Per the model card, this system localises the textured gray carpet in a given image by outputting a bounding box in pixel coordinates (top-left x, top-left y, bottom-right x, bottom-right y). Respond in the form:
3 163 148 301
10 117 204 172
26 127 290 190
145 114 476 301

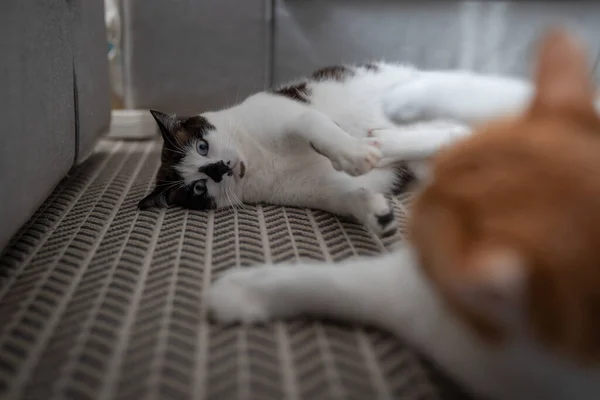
0 139 468 400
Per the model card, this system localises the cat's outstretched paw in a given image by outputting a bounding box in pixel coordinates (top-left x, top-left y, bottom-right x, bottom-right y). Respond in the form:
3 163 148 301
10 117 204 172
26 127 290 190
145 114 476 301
327 139 382 176
207 267 289 325
356 190 398 238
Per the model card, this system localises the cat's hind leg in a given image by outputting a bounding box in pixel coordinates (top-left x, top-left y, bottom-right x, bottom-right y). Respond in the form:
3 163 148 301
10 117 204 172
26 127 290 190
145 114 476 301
320 182 398 238
344 187 397 238
286 109 382 176
383 71 532 126
279 170 398 237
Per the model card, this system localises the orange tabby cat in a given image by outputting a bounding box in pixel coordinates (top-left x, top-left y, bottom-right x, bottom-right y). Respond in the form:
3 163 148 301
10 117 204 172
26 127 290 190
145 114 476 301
208 28 600 399
411 28 600 364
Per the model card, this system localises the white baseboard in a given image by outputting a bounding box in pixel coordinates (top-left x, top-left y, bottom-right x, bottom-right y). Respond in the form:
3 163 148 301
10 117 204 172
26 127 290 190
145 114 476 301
106 109 158 139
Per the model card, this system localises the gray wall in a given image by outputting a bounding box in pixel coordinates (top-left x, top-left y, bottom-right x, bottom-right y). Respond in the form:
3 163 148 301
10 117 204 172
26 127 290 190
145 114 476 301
123 0 269 114
122 0 600 113
274 1 600 83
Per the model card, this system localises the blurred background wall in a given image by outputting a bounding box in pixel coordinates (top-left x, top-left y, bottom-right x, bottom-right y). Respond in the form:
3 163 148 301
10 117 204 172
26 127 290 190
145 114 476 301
109 0 600 115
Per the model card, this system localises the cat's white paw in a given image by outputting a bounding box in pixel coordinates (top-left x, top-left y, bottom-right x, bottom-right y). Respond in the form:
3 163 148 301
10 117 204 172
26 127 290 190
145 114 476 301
328 138 382 176
207 268 273 324
355 190 397 238
207 267 292 324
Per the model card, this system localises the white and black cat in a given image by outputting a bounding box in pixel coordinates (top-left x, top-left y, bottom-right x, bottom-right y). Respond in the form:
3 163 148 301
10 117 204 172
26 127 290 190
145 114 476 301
138 62 530 237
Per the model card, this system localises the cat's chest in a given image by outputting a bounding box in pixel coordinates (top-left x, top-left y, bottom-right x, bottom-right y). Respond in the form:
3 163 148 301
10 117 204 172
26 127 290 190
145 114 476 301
240 148 330 202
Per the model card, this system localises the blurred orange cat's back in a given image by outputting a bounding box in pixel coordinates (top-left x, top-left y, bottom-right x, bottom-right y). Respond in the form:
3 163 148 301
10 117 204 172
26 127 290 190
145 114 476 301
409 28 600 365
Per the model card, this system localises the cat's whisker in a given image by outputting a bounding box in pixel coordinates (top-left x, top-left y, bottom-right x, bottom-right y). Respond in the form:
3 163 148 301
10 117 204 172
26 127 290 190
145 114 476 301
154 179 184 189
222 179 238 211
224 185 235 209
229 182 246 210
234 190 245 210
221 185 231 208
162 147 185 156
225 178 236 202
229 194 238 212
223 187 237 214
227 190 237 210
236 198 247 211
151 179 187 204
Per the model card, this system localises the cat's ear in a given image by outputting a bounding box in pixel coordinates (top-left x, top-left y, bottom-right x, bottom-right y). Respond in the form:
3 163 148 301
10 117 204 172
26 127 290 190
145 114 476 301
150 109 182 144
137 186 170 210
531 27 596 115
452 246 526 326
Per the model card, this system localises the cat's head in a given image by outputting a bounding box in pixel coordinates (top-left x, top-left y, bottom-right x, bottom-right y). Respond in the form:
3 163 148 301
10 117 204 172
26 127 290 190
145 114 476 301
410 28 600 364
138 110 246 210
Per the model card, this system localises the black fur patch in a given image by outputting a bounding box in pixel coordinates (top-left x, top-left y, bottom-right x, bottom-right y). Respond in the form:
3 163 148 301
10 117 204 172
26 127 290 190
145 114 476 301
168 184 217 211
377 211 394 227
199 161 231 183
272 63 379 103
361 63 380 72
311 65 355 82
273 82 311 103
390 162 417 195
180 115 216 138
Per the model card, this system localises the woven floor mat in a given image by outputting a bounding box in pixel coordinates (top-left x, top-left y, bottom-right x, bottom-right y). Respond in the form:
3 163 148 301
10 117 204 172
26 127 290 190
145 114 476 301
0 140 469 400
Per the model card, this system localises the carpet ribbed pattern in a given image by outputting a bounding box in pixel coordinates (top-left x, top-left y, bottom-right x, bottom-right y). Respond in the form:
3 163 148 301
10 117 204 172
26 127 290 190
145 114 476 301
0 140 467 400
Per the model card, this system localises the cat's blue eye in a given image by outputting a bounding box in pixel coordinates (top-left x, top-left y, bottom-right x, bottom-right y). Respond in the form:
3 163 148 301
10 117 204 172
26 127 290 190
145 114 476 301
193 179 207 196
197 139 209 156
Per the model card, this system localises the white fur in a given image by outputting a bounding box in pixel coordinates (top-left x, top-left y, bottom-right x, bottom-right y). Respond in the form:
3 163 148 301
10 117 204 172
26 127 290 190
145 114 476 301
181 62 531 237
207 66 600 400
207 246 600 400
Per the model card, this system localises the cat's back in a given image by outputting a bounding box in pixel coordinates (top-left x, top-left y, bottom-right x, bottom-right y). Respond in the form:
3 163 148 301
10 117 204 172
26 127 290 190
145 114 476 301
309 62 417 114
271 62 418 135
306 62 417 99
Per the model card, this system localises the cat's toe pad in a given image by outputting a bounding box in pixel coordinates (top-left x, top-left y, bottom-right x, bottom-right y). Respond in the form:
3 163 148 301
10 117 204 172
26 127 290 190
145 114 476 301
207 268 276 324
330 139 381 176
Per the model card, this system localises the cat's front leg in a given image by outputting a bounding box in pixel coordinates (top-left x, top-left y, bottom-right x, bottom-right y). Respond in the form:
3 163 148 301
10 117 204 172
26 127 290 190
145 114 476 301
206 247 523 400
287 109 381 176
384 71 532 126
370 122 471 165
207 249 411 327
366 123 470 182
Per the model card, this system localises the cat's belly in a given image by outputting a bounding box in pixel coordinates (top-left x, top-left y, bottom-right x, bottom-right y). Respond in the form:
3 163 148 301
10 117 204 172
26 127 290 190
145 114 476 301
239 152 333 205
